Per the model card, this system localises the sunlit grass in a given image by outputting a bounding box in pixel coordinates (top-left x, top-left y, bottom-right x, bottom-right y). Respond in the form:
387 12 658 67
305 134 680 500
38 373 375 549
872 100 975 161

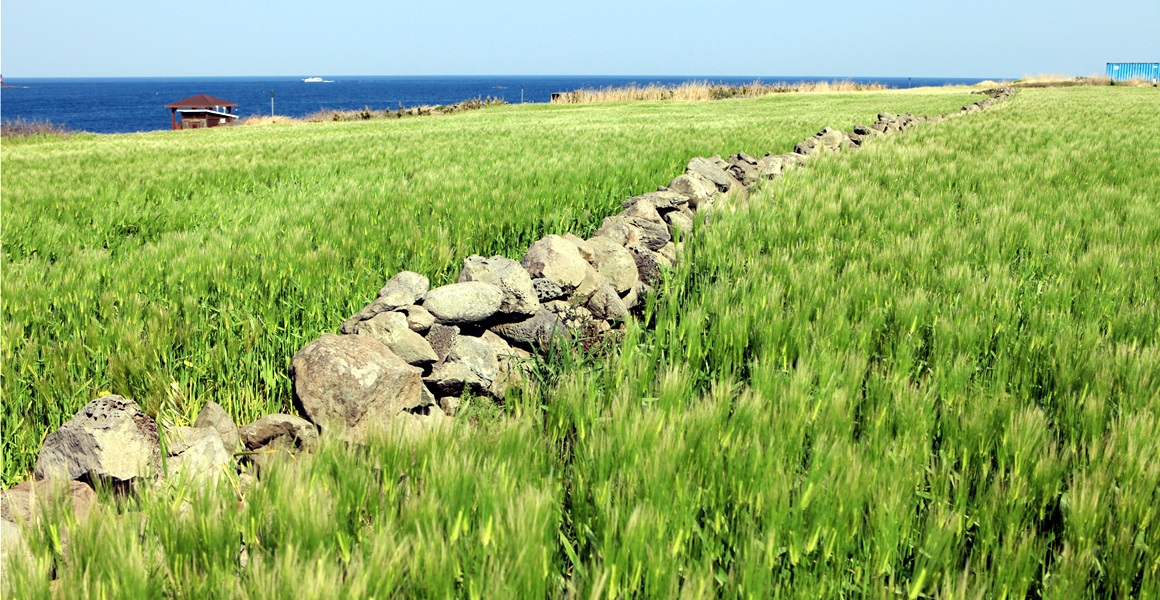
4 87 1158 598
1 90 972 484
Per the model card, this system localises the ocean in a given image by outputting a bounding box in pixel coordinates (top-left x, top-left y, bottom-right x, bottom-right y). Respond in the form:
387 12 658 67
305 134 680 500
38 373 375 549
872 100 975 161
0 75 991 134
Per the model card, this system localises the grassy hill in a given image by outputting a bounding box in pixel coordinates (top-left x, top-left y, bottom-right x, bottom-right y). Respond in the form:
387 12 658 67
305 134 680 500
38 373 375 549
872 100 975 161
2 87 1158 597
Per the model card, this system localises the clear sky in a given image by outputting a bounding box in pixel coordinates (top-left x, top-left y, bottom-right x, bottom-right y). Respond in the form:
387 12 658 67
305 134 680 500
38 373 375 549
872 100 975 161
2 0 1157 78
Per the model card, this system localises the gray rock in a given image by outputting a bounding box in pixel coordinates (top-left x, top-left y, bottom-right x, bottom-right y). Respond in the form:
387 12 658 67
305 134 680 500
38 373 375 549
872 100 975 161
586 282 629 322
394 408 452 438
479 328 516 358
426 323 460 361
794 136 823 156
572 264 607 303
194 401 240 453
687 157 739 193
490 308 567 348
1 479 99 525
561 233 596 262
531 277 566 302
480 330 527 398
290 333 426 440
727 153 760 186
587 236 639 294
424 281 504 325
623 191 689 213
657 242 678 265
458 255 539 318
758 154 784 179
424 335 499 398
621 281 649 310
628 244 666 285
522 235 589 291
35 395 162 486
354 311 439 368
378 271 430 307
340 271 431 334
437 396 461 417
1 519 31 590
664 210 695 237
620 198 666 224
544 301 596 334
667 174 716 210
239 414 319 471
594 215 671 251
779 152 807 168
165 426 233 484
403 305 436 334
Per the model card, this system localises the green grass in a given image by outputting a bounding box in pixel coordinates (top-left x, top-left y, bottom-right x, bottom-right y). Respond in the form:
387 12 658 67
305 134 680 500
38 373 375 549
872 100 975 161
1 89 973 485
4 87 1158 597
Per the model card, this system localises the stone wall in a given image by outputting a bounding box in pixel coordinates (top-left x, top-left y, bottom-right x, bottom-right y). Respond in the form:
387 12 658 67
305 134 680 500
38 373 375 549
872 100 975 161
3 90 1015 582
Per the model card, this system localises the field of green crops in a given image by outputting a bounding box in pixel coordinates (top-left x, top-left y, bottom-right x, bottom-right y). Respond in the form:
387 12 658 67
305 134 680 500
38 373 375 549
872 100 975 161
3 87 1158 597
1 89 972 485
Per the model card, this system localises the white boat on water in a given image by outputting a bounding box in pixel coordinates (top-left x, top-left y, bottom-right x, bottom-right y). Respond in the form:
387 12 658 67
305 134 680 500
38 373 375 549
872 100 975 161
303 77 325 83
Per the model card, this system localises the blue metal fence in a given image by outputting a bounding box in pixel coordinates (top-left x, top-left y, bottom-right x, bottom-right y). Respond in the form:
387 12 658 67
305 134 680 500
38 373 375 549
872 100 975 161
1106 63 1160 82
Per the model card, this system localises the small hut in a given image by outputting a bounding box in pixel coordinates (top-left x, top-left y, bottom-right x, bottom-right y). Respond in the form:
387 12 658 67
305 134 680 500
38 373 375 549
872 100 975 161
165 94 239 130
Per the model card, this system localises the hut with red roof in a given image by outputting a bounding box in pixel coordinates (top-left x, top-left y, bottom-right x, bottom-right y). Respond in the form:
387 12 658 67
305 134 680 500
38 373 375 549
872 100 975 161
164 94 238 130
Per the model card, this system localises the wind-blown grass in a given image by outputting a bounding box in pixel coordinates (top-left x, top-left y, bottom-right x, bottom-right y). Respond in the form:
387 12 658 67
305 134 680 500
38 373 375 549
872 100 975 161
4 87 1156 598
1 90 972 485
549 79 889 104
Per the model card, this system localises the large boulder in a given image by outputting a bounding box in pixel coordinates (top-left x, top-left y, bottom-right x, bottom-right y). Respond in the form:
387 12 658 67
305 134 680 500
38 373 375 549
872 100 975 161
587 236 639 294
479 330 529 398
664 210 695 238
425 323 461 362
628 244 666 285
378 271 430 307
594 215 671 251
193 401 240 453
1 479 99 525
667 174 716 210
490 308 567 349
403 305 436 334
424 335 499 398
620 197 666 224
239 414 319 471
561 234 596 262
458 255 540 318
1 519 31 590
623 191 688 213
586 282 629 322
35 395 161 486
726 152 760 186
531 278 566 302
423 281 504 325
290 333 426 440
686 157 740 193
340 271 430 333
522 235 589 291
354 311 439 368
164 426 233 484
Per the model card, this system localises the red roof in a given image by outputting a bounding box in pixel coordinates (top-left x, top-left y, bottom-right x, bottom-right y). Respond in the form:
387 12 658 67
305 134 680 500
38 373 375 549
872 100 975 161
165 94 238 109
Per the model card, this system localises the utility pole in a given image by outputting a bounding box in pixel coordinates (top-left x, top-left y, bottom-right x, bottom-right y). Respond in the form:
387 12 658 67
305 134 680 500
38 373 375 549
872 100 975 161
521 85 525 104
270 90 275 116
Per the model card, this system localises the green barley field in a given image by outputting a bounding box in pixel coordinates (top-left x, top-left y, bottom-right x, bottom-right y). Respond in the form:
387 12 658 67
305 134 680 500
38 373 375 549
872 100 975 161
2 87 1158 597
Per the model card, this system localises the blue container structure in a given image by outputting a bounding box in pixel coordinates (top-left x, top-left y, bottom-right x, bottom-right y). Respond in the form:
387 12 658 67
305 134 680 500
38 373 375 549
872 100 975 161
1106 62 1159 82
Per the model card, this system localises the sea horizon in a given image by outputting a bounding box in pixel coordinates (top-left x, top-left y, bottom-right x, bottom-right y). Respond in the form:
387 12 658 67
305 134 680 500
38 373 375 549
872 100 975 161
1 74 1000 134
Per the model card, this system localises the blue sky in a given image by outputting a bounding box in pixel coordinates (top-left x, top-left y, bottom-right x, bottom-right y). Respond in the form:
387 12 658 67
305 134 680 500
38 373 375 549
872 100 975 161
2 0 1157 78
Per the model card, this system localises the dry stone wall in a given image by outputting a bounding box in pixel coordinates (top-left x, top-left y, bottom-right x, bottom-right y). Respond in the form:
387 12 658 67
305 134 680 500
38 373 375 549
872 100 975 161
2 91 1014 580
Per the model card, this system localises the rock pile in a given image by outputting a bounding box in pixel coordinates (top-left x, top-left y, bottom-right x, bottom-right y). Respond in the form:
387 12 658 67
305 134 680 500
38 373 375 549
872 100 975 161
3 89 1014 584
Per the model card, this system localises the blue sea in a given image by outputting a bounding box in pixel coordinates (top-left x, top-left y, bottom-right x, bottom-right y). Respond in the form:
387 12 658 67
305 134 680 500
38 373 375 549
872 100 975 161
0 75 990 134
